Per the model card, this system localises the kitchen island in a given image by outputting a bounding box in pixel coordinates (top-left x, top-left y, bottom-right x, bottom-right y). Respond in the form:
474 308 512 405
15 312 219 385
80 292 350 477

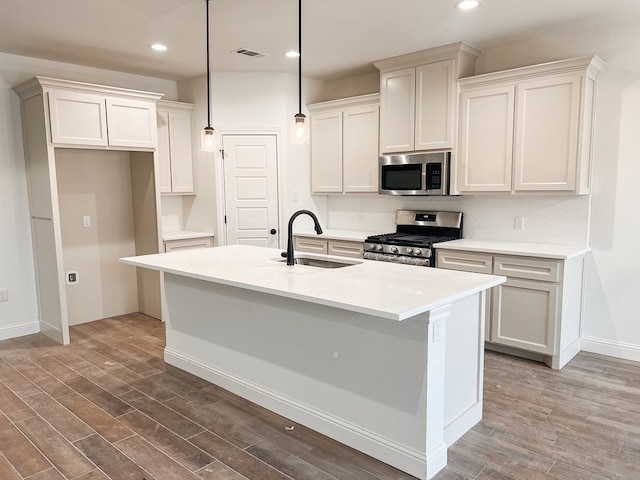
121 245 504 479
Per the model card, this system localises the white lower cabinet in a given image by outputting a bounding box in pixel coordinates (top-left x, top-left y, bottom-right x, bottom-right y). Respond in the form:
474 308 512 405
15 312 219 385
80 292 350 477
294 236 364 259
164 236 213 252
437 249 585 369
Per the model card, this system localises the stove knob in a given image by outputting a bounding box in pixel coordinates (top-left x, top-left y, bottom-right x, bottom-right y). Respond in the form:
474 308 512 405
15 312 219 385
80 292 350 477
414 248 422 256
391 246 399 254
406 248 413 254
376 244 384 251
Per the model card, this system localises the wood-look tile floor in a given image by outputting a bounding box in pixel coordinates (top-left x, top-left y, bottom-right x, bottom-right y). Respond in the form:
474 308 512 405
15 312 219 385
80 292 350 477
0 314 638 480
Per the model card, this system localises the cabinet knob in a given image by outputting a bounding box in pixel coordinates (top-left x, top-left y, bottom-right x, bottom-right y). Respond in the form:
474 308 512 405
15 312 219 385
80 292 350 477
270 228 277 235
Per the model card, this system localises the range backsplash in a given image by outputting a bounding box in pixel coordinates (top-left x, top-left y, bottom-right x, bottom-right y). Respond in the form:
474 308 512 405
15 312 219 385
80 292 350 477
326 194 590 246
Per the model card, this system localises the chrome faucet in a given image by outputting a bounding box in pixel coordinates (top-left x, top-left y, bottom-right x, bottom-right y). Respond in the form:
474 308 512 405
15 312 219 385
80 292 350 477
286 210 323 265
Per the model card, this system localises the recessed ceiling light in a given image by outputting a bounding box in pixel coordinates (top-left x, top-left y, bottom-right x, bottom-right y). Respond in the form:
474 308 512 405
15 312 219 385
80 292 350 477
284 50 300 58
455 0 479 10
150 43 168 52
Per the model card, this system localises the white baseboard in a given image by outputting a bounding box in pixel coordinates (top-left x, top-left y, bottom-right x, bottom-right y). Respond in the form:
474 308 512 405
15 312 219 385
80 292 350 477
0 319 40 341
582 336 640 363
165 347 440 479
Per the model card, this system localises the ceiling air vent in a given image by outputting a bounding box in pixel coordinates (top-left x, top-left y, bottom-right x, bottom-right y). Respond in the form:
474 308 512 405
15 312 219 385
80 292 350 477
232 48 268 58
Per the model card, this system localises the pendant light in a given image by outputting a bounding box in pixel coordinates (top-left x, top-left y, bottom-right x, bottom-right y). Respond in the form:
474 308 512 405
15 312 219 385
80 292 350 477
201 0 219 152
290 0 309 144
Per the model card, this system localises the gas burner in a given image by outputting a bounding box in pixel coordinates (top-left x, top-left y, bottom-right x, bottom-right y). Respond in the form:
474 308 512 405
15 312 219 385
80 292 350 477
364 210 462 267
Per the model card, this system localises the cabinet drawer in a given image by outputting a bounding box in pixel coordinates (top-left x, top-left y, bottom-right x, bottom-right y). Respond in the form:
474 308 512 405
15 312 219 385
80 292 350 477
436 250 493 274
294 237 328 255
164 237 213 252
328 240 364 259
494 255 560 282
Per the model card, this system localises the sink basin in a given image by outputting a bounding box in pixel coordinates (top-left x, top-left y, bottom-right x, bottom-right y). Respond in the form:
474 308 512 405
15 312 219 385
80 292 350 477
279 255 361 269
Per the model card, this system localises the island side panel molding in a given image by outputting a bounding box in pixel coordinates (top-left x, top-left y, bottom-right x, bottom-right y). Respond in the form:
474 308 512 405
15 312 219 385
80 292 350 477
443 291 486 445
162 272 467 479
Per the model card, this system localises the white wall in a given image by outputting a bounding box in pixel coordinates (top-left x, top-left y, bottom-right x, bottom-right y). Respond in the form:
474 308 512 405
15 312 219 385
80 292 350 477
0 52 177 337
172 72 327 245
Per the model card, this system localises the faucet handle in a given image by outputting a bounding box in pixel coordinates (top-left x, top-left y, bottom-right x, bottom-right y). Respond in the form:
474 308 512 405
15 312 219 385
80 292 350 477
281 251 287 258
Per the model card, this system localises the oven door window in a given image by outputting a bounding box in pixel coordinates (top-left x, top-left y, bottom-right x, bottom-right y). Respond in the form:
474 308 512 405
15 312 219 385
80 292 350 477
381 164 423 191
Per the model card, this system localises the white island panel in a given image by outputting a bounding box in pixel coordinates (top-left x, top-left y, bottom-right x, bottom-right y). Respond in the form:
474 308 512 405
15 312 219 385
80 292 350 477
121 245 504 479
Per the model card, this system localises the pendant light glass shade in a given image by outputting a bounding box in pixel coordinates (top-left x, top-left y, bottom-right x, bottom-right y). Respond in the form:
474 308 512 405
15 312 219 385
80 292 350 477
201 126 219 152
290 113 309 144
291 0 308 145
201 0 218 153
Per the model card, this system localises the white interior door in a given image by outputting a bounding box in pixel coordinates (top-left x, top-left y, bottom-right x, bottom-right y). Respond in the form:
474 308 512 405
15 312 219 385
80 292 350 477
222 134 279 248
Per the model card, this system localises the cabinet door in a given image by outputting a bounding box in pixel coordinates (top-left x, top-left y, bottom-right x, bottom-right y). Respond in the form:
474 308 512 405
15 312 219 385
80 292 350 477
327 240 364 259
168 111 194 193
415 60 454 151
379 68 415 153
343 104 379 193
156 109 172 193
491 278 558 355
48 91 108 146
294 237 328 254
106 97 157 148
311 110 343 193
458 85 515 193
513 74 581 192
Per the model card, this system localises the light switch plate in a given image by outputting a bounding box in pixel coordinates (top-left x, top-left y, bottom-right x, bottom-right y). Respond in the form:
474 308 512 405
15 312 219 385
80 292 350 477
0 288 7 302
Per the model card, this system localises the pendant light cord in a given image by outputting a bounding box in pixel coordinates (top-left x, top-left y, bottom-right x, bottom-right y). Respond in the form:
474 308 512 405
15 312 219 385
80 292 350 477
297 0 302 115
206 0 211 128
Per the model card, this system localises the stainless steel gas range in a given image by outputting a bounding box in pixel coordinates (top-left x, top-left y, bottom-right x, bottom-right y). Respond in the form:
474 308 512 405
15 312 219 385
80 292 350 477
364 210 463 267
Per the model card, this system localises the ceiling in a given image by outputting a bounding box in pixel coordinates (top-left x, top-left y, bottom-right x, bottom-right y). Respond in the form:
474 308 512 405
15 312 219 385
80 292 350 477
1 0 640 82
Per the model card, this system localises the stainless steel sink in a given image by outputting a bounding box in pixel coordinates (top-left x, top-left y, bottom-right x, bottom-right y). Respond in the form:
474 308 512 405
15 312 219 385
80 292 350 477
279 256 361 269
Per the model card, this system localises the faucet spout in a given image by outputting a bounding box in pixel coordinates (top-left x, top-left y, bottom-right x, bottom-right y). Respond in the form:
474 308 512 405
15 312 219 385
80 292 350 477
286 210 323 265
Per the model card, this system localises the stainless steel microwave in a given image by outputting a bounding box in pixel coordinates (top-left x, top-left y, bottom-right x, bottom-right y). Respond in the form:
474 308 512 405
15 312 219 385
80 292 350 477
379 152 450 195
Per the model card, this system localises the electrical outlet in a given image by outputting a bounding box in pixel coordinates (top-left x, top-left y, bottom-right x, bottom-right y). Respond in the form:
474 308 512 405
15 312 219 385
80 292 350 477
83 215 91 228
0 288 8 302
514 216 525 231
66 271 79 285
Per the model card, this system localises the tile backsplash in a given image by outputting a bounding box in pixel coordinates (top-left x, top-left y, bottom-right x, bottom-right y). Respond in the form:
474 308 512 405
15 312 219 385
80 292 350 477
326 194 590 246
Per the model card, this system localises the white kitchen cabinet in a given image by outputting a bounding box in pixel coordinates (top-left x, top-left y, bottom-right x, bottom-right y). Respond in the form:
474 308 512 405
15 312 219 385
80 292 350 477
308 94 379 194
164 236 212 252
294 236 328 255
458 85 515 192
374 42 480 155
458 56 604 194
46 80 159 149
294 236 364 259
157 100 195 194
437 248 586 369
13 77 164 345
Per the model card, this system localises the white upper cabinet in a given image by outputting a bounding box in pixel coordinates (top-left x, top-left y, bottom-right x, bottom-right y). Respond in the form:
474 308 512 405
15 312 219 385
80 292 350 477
105 97 157 148
458 56 604 195
156 100 195 194
48 90 108 146
375 43 480 155
458 85 515 192
309 94 380 194
34 77 162 149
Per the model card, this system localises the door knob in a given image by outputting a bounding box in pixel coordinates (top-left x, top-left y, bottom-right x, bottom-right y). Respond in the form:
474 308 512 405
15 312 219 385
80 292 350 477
270 229 277 235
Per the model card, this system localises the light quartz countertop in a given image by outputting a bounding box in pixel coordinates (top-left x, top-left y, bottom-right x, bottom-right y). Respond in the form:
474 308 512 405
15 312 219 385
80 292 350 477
435 239 590 260
121 244 504 321
293 229 379 242
162 230 215 242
